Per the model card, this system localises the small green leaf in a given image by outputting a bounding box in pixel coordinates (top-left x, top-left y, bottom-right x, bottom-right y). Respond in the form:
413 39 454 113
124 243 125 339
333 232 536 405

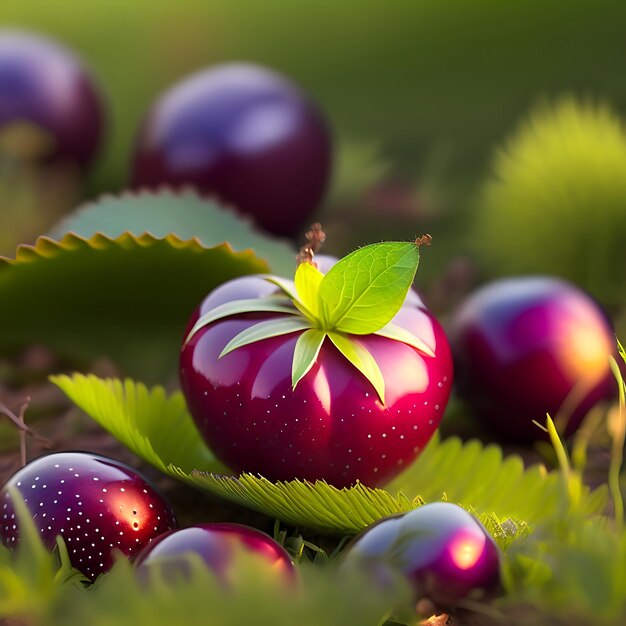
263 275 300 301
294 262 324 321
318 241 420 334
184 296 296 346
292 329 327 389
220 317 313 358
373 321 436 357
327 332 385 403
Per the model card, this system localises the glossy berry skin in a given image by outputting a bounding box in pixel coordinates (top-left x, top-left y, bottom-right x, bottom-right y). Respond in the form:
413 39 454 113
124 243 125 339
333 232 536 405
131 63 332 237
0 452 177 581
449 276 616 442
180 275 453 488
343 502 501 608
134 523 295 584
0 30 105 169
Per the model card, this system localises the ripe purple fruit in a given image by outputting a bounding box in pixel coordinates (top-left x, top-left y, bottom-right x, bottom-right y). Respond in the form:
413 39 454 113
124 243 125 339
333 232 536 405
0 30 105 169
134 523 295 584
131 63 332 237
449 276 616 442
0 452 177 581
180 241 453 488
342 502 502 608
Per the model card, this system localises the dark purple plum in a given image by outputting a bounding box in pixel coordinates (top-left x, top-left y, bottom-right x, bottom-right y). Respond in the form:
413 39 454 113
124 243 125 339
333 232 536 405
0 452 177 581
342 502 502 608
449 276 616 442
131 63 332 237
0 30 105 169
180 274 453 488
134 523 295 584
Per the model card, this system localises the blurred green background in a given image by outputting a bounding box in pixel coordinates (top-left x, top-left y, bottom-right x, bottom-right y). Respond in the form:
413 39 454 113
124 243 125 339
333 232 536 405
1 0 626 292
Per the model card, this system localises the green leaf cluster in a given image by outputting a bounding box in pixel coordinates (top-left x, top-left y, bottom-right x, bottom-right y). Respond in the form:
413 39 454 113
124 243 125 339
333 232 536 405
188 241 430 404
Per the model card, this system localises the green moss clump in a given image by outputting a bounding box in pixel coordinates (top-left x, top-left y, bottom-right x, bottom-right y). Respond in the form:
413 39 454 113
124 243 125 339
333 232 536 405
473 98 626 309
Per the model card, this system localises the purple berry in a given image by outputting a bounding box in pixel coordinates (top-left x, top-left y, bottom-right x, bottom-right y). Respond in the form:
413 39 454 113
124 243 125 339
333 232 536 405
180 274 452 488
449 276 616 441
0 30 105 169
131 63 332 237
0 452 177 581
343 502 502 608
134 523 295 584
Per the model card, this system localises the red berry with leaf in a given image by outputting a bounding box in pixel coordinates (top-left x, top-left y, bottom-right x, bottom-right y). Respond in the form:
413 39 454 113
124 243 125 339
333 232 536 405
134 523 295 584
449 276 616 442
0 452 177 581
342 502 502 608
180 238 452 488
0 30 105 169
131 63 332 237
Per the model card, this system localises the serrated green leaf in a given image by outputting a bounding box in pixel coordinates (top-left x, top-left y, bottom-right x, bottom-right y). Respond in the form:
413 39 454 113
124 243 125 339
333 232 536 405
183 296 296 346
191 473 415 535
220 317 313 358
327 332 385 403
292 329 327 389
49 189 296 276
373 321 435 357
0 233 270 382
50 374 225 479
318 241 420 334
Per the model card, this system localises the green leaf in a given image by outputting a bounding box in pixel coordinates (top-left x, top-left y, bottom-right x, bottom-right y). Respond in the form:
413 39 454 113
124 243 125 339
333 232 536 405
318 241 420 334
220 317 313 358
327 332 385 403
294 262 325 321
0 233 270 382
49 189 296 276
373 321 436 357
263 275 300 302
50 374 226 479
292 329 327 388
183 296 296 346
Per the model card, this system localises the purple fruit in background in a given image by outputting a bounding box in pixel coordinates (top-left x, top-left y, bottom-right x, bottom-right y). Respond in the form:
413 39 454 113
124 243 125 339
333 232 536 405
131 63 332 237
0 452 177 581
0 30 105 169
449 276 616 442
134 523 295 584
343 502 501 607
180 272 452 489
